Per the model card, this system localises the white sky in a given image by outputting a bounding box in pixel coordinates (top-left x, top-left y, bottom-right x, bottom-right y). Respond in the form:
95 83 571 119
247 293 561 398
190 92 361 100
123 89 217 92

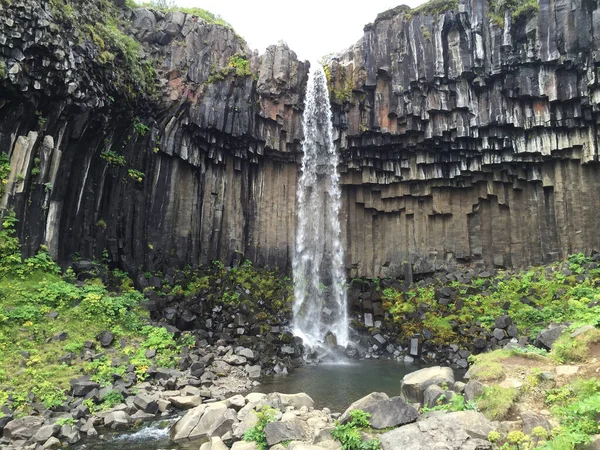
175 0 426 61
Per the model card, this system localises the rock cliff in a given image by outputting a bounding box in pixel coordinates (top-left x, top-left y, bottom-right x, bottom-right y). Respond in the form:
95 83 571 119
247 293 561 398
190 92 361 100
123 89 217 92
329 0 600 276
1 0 600 278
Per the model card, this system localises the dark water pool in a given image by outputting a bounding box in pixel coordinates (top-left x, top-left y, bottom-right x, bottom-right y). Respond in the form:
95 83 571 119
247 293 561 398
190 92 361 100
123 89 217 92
256 359 426 412
76 359 423 449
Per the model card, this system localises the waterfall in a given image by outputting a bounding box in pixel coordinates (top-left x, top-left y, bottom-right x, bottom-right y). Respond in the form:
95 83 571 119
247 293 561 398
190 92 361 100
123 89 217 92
292 64 348 349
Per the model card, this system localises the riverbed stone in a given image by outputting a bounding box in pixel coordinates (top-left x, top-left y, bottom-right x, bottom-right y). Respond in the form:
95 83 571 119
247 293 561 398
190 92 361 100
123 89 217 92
400 366 455 404
43 437 62 449
264 419 307 445
169 395 202 409
104 411 130 430
133 393 160 414
362 396 418 429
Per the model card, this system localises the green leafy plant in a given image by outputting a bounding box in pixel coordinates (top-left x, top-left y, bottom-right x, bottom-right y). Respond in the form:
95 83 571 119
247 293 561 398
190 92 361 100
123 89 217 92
243 407 278 450
332 410 380 450
100 150 126 166
127 169 145 182
133 117 150 136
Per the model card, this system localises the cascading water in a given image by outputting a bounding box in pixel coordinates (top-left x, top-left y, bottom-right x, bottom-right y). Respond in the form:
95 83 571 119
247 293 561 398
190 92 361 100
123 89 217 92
292 64 348 349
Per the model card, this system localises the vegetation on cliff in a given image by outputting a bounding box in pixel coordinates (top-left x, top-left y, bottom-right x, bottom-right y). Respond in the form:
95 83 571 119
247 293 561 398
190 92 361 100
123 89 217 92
126 0 231 28
378 253 600 345
489 0 540 27
43 0 157 100
0 211 195 414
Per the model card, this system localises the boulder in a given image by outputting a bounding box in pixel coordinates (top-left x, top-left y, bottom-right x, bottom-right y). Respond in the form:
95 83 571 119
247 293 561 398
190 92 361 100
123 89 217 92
423 385 447 408
340 392 389 422
32 424 59 443
464 380 486 402
362 396 418 429
169 395 202 410
264 419 307 445
43 436 62 449
279 393 314 409
521 411 552 435
3 416 44 440
133 393 159 414
59 424 80 444
400 366 455 404
170 403 237 442
98 330 114 347
200 436 229 450
104 411 130 430
245 364 261 379
379 411 493 450
70 376 100 397
536 324 567 350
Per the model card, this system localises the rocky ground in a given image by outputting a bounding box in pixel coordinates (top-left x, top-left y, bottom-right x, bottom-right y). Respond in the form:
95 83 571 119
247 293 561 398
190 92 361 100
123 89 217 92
2 319 599 449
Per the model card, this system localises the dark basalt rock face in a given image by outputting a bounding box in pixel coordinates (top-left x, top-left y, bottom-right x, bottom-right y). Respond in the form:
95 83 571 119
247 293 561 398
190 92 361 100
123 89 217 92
1 0 600 278
329 0 600 277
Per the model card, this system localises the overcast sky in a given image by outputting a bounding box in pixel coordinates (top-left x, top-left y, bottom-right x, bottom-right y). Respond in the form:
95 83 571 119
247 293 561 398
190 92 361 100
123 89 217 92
175 0 426 61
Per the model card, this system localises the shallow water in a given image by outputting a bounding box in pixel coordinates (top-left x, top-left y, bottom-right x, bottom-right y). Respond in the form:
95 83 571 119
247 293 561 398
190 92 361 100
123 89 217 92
75 359 423 449
256 359 426 412
75 419 182 450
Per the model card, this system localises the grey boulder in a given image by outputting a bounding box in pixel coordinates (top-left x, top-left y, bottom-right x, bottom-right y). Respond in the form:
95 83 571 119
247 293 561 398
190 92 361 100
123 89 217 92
401 366 455 404
379 411 493 450
362 396 418 429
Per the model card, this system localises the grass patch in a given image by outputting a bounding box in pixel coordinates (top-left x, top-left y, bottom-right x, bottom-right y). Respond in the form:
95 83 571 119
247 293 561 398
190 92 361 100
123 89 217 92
551 328 600 363
476 385 519 420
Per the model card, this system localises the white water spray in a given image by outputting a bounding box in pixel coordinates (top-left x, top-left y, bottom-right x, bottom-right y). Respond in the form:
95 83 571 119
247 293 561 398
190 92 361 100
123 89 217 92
292 64 348 349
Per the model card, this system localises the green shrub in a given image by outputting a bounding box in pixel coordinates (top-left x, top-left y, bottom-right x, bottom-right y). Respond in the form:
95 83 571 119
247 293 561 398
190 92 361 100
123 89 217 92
100 150 126 166
332 410 380 450
489 0 539 27
244 407 278 450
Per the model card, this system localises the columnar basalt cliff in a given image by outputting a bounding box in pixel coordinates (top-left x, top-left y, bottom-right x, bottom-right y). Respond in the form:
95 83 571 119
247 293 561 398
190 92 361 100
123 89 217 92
0 0 307 274
1 0 600 278
330 0 600 276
